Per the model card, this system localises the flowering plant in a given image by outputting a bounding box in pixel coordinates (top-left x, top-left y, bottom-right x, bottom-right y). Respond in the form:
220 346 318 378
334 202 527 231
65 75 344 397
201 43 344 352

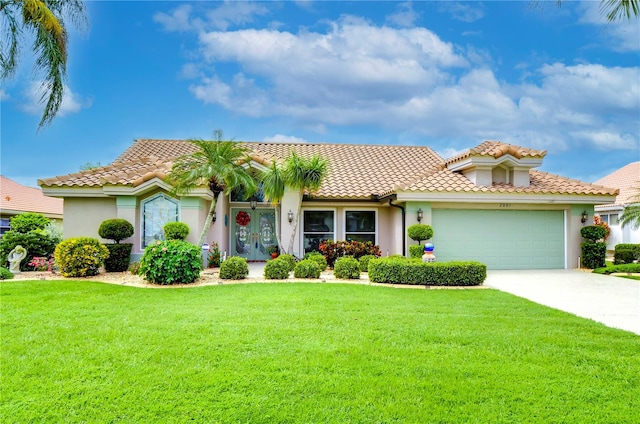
28 256 56 272
236 211 251 226
208 242 221 268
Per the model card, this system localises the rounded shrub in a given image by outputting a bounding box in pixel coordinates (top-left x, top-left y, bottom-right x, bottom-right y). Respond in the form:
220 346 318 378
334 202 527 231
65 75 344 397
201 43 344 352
98 218 134 243
334 256 361 279
580 225 607 243
219 256 249 280
10 213 50 234
277 253 297 272
304 251 328 271
407 224 434 244
0 231 57 271
163 222 190 241
409 244 424 259
358 254 376 272
264 258 290 280
54 237 110 277
103 244 133 272
139 240 201 284
294 259 321 279
0 267 14 280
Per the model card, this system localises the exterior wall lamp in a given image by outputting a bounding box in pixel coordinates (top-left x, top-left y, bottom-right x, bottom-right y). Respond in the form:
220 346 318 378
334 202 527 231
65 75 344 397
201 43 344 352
417 208 423 223
212 212 217 223
250 195 257 210
288 210 294 224
581 210 588 224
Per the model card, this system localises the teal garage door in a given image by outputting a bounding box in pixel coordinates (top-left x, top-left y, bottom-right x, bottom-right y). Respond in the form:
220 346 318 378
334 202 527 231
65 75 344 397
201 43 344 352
431 209 565 269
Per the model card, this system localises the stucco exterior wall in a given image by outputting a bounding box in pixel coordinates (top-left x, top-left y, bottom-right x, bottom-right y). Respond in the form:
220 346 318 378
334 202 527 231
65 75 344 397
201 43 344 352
63 197 117 240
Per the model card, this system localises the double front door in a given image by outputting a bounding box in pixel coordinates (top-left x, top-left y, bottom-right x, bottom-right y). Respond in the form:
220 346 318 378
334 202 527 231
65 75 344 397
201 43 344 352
231 208 277 261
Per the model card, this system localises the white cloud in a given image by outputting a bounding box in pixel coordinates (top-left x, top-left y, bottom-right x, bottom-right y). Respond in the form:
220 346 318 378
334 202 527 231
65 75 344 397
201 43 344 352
154 1 270 32
154 4 195 32
263 134 308 143
21 82 90 117
386 2 420 28
439 2 485 23
0 89 9 101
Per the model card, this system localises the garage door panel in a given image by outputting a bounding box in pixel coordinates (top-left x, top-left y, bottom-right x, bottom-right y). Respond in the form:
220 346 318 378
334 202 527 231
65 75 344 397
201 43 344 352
431 210 564 270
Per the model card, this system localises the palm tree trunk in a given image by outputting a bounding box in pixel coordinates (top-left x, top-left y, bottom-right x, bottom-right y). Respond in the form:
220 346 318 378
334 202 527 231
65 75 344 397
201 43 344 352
197 194 219 247
288 193 304 257
273 206 284 254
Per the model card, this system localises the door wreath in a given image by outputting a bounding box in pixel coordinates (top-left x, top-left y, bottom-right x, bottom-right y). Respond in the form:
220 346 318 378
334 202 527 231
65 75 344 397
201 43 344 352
236 211 251 226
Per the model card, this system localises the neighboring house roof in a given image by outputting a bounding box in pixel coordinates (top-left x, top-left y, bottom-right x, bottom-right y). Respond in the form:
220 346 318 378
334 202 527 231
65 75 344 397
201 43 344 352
593 162 640 208
0 175 63 217
39 139 617 200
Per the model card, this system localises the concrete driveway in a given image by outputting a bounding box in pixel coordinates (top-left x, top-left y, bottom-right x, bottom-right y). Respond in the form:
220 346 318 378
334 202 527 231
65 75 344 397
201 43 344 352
485 270 640 335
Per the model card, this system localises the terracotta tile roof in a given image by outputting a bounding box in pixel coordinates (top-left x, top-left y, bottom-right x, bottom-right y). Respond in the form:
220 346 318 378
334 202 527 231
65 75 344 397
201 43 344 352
593 162 640 207
400 169 618 196
445 140 546 166
41 139 444 199
38 138 616 199
1 176 63 216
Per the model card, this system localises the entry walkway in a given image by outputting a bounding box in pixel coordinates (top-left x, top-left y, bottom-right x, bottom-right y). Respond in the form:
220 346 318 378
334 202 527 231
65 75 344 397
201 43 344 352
485 270 640 335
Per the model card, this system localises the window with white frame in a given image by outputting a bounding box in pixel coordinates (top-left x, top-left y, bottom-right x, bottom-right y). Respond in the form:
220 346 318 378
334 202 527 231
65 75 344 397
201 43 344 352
345 210 376 243
0 218 10 237
141 194 179 248
303 210 334 254
599 213 620 226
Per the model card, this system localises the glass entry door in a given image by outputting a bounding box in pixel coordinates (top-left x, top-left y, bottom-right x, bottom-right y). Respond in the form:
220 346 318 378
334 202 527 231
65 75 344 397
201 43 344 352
231 208 277 261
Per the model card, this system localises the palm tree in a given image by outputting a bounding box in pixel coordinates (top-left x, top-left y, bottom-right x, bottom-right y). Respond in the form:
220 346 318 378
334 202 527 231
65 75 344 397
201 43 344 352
283 151 328 255
1 0 88 129
619 190 640 230
260 160 287 253
167 130 257 247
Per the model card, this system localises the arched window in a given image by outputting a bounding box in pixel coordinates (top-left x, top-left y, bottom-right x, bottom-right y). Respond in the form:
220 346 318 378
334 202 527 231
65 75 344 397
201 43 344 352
141 194 179 248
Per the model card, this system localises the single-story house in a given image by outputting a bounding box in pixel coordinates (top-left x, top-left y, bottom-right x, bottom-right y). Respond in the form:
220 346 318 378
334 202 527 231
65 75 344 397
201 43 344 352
39 139 618 269
0 175 64 237
594 161 640 250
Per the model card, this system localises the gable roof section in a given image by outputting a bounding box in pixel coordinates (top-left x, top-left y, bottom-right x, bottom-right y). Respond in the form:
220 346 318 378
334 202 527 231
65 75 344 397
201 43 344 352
1 176 63 217
39 139 617 200
593 162 640 207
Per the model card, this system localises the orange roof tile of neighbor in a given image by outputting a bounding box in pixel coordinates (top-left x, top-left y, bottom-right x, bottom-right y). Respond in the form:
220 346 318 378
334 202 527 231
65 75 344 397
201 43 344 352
38 139 618 199
593 161 640 207
0 176 63 216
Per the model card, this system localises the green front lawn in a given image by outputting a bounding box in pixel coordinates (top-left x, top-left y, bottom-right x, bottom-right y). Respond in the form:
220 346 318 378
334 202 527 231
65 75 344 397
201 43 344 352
2 281 639 423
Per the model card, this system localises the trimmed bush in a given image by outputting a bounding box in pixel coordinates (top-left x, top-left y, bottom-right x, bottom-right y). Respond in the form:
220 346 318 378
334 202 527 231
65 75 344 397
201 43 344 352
581 242 606 269
208 242 221 268
593 263 640 275
0 231 57 271
54 237 110 277
294 259 321 279
368 257 486 286
219 256 249 280
139 240 201 284
0 267 14 280
277 254 297 272
358 254 376 272
163 222 190 241
104 243 133 272
407 223 434 244
10 213 50 234
334 256 360 279
304 251 328 271
264 258 290 280
98 219 134 243
581 225 607 242
128 261 141 275
319 240 381 268
613 244 640 265
409 244 423 259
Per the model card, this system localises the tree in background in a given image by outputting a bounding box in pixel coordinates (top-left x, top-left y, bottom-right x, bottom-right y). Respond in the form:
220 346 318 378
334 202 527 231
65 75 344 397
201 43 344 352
537 0 639 22
619 190 640 230
1 0 88 129
166 130 256 247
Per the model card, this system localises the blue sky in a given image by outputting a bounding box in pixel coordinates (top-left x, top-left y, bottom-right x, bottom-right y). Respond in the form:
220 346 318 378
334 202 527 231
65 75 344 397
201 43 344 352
2 1 639 188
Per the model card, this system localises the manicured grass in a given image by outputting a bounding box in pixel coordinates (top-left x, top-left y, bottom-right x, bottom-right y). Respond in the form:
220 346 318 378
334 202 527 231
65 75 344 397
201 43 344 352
2 281 639 423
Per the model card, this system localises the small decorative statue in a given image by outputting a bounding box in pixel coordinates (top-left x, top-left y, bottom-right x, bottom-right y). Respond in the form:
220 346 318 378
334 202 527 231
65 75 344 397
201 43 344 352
8 245 27 274
422 243 436 263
